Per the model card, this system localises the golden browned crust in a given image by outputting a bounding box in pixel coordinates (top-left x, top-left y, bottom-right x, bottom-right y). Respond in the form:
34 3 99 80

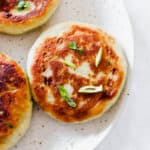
0 0 59 34
28 23 127 123
0 54 32 149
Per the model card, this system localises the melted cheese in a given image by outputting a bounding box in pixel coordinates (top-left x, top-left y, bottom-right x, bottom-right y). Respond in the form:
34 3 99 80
78 101 86 108
64 83 73 97
42 67 52 78
108 72 118 81
74 31 83 36
96 72 105 80
47 89 55 104
56 43 65 51
65 54 72 62
69 62 92 78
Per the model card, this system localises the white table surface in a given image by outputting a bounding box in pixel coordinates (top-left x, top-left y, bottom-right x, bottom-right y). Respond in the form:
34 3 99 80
96 0 150 149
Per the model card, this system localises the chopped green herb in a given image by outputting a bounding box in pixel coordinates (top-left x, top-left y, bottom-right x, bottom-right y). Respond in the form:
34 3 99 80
63 60 76 69
57 85 77 108
65 99 77 108
17 0 30 10
77 48 83 55
107 60 111 65
3 121 13 128
68 41 83 55
95 47 103 67
78 85 103 94
68 41 77 50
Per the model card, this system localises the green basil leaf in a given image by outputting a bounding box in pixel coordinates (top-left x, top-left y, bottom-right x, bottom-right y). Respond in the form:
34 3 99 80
57 85 77 108
68 42 77 50
107 60 111 65
17 0 29 10
57 85 68 98
67 99 77 108
77 48 83 55
68 41 83 55
63 60 76 69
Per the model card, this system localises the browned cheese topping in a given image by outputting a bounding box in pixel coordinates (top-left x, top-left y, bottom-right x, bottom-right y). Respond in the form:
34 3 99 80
0 0 52 22
31 25 124 122
0 54 29 138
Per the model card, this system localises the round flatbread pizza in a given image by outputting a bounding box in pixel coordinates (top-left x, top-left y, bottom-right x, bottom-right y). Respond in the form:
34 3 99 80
27 22 127 123
0 0 59 34
0 54 32 150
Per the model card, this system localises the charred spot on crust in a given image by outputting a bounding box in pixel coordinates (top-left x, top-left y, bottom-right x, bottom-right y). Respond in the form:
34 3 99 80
43 77 52 86
112 68 117 74
0 93 14 108
107 79 113 87
53 106 67 116
0 1 4 7
73 110 88 120
101 89 117 99
57 37 63 44
0 0 16 11
0 81 8 92
0 93 14 135
0 109 9 118
4 12 12 18
0 63 25 89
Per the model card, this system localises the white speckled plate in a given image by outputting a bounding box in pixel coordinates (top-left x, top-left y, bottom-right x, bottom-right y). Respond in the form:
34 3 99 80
0 0 134 150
